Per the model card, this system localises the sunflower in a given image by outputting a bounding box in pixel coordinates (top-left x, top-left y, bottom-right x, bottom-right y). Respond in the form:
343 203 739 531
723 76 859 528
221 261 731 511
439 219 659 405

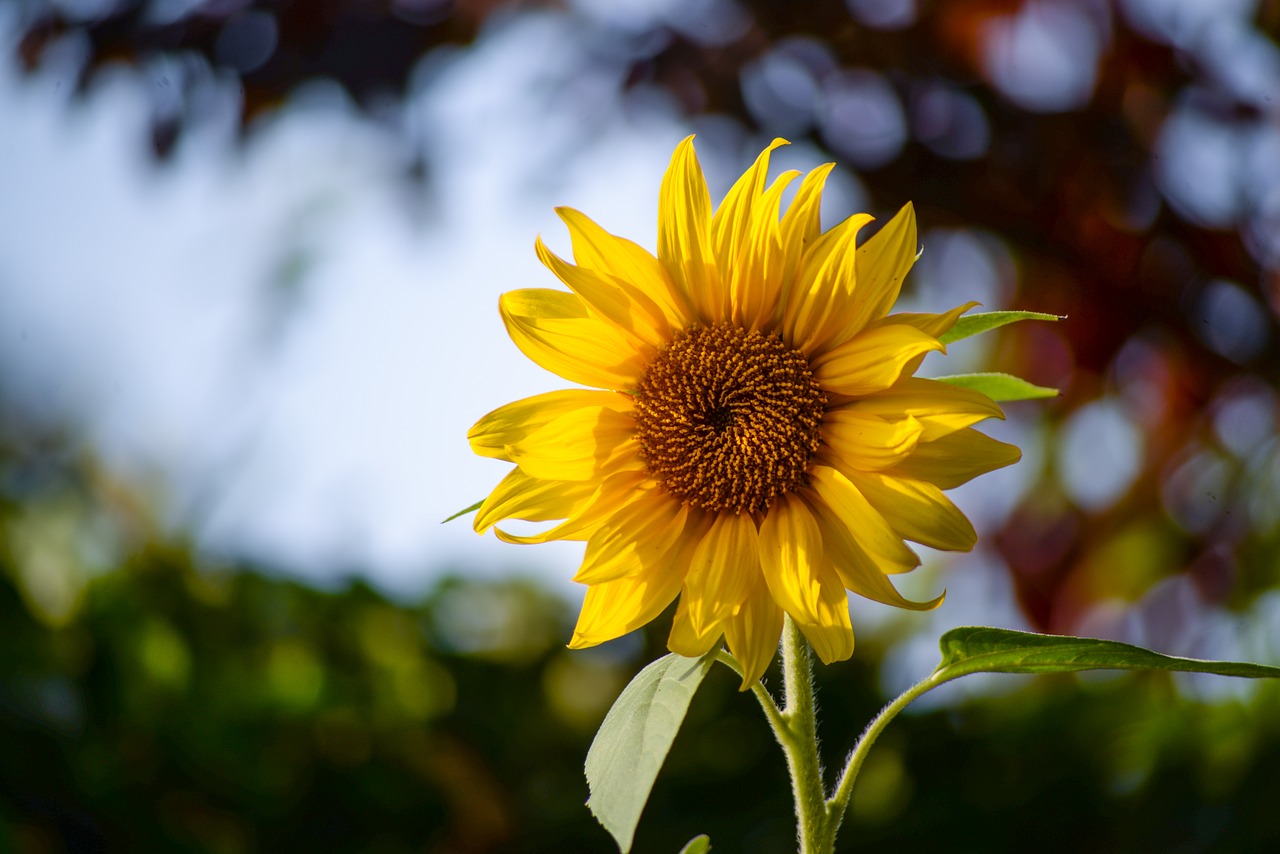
468 137 1020 686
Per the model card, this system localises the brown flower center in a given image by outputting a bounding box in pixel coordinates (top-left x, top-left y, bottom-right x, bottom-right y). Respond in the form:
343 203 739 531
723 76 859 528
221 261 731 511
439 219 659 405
634 322 827 514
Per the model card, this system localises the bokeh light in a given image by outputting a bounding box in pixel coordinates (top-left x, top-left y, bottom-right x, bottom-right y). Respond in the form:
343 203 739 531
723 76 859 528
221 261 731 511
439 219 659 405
3 0 1280 850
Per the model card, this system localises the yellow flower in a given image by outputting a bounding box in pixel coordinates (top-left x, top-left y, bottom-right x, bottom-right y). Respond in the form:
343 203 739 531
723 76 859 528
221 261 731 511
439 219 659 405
469 137 1020 686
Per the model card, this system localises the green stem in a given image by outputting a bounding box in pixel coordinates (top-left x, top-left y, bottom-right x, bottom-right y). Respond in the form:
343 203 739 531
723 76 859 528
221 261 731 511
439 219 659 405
824 673 944 831
730 623 952 851
776 616 829 853
715 650 787 736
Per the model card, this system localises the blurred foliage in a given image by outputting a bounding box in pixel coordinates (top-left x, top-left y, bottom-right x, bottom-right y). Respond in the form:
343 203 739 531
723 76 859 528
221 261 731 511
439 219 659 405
8 0 1280 850
3 435 1280 852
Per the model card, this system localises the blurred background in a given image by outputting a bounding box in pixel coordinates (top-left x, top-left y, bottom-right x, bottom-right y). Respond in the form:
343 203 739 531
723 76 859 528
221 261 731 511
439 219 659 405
2 0 1280 851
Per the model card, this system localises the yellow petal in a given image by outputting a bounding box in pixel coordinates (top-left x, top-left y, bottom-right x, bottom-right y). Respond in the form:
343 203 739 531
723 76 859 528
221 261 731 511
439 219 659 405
807 492 944 610
846 377 1005 441
508 404 642 481
843 470 977 551
777 162 835 300
711 138 788 274
873 301 981 338
574 489 689 584
757 494 853 664
706 138 793 330
892 428 1022 489
723 575 784 688
493 469 648 544
808 465 920 575
729 169 801 331
556 206 693 329
469 389 629 461
665 514 728 657
569 558 686 648
535 235 669 348
668 592 723 658
474 468 597 535
658 136 723 323
826 202 918 349
499 289 648 389
681 511 760 635
782 212 874 351
813 325 943 396
820 409 923 472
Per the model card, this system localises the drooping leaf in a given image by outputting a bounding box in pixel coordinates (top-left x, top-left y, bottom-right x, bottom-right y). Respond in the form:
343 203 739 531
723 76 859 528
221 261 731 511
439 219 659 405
441 499 484 523
586 651 719 853
678 835 712 854
934 627 1280 682
934 372 1059 402
939 310 1064 345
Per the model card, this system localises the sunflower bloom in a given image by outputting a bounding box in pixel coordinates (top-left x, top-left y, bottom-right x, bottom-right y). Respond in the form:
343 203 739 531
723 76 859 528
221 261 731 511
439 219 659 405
469 137 1020 686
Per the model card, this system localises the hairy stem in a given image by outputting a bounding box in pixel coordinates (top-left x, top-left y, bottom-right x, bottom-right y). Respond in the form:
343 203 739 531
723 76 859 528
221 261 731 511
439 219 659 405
777 616 830 853
824 673 943 834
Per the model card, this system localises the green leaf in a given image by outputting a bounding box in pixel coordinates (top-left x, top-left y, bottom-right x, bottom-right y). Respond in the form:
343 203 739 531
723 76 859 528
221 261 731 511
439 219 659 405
586 652 718 853
441 499 483 524
678 835 712 854
934 372 1059 401
934 627 1280 682
939 310 1064 345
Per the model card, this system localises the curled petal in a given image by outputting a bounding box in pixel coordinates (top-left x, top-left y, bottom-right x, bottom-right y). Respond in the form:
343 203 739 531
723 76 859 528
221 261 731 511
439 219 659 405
535 236 668 349
493 470 647 544
843 470 977 552
847 377 1005 441
499 289 648 389
807 492 943 611
556 206 693 329
892 428 1022 489
874 301 980 339
808 465 919 575
813 326 944 397
474 468 597 535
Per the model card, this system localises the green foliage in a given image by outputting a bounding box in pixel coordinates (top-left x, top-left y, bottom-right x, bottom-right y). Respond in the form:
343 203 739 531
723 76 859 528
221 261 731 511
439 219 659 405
938 311 1064 345
934 372 1059 401
442 499 484 523
678 834 712 853
585 652 718 853
934 627 1280 681
3 442 1280 853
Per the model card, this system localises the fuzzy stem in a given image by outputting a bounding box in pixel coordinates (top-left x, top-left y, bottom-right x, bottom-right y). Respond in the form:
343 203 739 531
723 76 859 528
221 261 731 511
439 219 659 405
776 616 830 853
824 673 942 835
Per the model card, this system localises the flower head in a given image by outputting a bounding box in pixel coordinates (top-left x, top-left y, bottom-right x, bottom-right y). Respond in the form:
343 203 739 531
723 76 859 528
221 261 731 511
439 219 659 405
469 137 1020 685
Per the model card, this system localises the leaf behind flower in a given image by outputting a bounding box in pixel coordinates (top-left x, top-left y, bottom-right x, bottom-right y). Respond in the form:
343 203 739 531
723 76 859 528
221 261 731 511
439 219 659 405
585 651 718 853
934 372 1059 401
441 499 484 523
934 626 1280 681
939 310 1064 345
